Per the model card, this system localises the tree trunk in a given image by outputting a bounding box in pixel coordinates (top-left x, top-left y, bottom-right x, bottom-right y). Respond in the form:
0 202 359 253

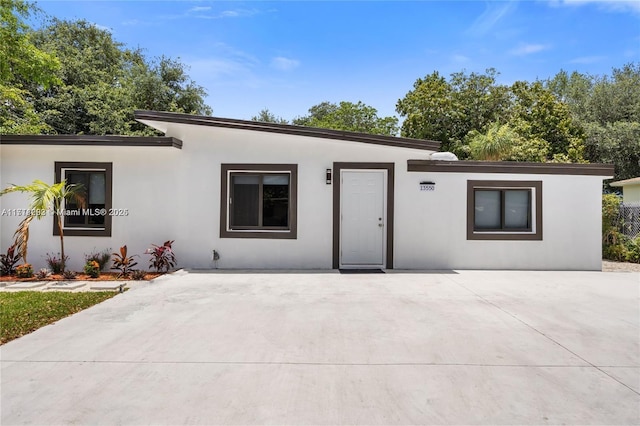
58 216 65 271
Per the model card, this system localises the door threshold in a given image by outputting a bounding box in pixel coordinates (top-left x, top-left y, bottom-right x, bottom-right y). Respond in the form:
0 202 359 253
339 269 385 274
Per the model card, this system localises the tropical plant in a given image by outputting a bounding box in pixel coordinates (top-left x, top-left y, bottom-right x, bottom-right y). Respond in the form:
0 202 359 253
111 245 138 277
0 179 85 271
35 268 51 279
0 244 21 276
85 249 111 271
62 270 77 280
15 263 33 278
83 260 100 278
45 252 68 274
131 270 146 280
145 240 176 273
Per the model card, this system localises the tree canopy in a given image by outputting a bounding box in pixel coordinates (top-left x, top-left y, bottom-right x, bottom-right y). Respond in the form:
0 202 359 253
0 0 60 133
1 11 212 135
396 69 585 163
293 101 399 136
546 63 640 180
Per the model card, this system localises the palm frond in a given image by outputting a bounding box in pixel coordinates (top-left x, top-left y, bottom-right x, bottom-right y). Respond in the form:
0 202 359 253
13 216 33 262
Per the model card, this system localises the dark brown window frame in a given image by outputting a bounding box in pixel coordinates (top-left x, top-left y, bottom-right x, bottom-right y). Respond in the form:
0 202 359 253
220 164 298 239
467 180 542 241
54 162 113 237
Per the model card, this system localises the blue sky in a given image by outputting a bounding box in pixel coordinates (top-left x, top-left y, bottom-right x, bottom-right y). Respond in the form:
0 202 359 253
35 1 640 122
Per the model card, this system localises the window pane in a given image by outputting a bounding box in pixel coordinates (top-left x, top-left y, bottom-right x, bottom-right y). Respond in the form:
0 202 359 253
475 190 501 229
231 175 260 227
263 175 289 227
89 173 106 204
66 173 87 225
263 175 288 185
504 190 530 229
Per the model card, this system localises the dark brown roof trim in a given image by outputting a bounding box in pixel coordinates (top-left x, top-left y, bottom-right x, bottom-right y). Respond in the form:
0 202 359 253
0 134 183 149
135 110 441 151
407 160 614 176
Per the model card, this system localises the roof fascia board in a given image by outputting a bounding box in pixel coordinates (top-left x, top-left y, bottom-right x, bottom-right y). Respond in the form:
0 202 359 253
408 160 614 177
0 135 183 149
134 110 441 151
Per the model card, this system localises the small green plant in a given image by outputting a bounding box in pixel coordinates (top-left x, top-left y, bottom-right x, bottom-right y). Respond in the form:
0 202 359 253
146 240 176 273
45 252 69 274
112 245 138 278
85 249 112 271
83 260 100 278
35 268 51 280
63 270 77 280
131 270 146 280
624 236 640 263
0 244 21 276
15 264 34 278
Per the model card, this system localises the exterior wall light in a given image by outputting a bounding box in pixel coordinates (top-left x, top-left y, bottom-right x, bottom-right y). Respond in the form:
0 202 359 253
326 168 332 184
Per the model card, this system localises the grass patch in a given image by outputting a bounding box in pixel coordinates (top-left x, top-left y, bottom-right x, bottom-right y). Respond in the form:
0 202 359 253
0 291 118 344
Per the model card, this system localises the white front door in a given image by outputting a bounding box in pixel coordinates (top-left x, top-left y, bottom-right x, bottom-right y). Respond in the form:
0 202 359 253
340 170 386 268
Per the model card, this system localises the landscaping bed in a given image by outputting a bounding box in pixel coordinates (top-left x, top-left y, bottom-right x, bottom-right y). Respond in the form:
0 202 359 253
0 272 161 283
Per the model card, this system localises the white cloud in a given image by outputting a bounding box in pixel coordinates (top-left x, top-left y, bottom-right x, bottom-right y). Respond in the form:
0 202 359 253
549 0 640 14
270 57 300 71
451 54 470 63
509 43 550 55
188 6 212 13
92 23 112 32
467 1 518 36
568 55 607 64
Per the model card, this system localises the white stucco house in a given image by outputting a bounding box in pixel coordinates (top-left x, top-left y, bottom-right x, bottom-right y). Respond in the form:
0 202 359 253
0 110 614 271
610 177 640 204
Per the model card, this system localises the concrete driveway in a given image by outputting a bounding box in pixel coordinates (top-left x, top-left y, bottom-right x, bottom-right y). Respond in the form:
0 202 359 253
1 270 639 425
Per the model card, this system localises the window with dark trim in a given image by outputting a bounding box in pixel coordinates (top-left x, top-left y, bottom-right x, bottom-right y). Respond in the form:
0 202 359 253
220 164 297 239
54 162 112 237
467 180 542 241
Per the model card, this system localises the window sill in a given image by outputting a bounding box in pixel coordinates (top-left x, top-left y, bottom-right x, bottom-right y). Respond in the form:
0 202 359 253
220 230 297 239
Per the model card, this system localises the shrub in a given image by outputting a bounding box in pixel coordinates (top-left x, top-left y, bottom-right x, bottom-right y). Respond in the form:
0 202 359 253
0 244 21 276
146 240 176 273
131 270 146 280
45 253 69 274
63 270 77 280
15 264 34 278
35 268 51 279
85 249 111 271
83 260 100 278
602 194 628 261
625 236 640 263
112 245 138 278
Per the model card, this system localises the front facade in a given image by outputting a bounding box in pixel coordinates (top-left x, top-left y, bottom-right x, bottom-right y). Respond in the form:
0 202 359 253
0 110 613 271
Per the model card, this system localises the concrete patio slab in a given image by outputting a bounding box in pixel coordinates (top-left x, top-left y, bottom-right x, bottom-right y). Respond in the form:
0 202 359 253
1 270 639 425
89 281 127 291
5 281 47 289
47 281 87 290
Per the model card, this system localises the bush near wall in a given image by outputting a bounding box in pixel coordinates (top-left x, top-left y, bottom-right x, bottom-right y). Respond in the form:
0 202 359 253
602 194 640 263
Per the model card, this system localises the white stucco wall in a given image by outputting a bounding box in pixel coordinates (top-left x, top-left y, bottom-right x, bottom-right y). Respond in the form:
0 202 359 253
0 123 607 271
622 185 640 204
394 172 604 270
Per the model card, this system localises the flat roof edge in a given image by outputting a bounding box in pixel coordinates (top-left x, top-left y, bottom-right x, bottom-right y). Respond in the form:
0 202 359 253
135 110 441 151
0 135 183 149
407 160 615 177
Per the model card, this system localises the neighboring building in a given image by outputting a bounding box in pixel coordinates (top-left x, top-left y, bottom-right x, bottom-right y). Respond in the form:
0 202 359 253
610 177 640 204
0 110 614 271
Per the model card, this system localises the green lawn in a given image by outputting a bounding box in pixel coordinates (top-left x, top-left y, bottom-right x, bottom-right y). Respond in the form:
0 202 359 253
0 291 118 344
